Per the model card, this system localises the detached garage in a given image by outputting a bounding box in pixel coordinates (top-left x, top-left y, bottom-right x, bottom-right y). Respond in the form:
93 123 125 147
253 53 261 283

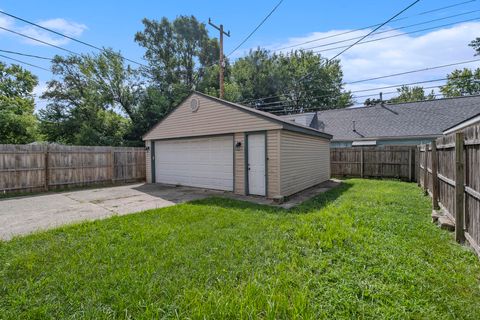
143 92 332 199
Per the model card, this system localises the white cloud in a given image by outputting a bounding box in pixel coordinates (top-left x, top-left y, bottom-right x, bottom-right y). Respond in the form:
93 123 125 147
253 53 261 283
19 18 87 46
0 9 14 29
262 22 480 104
0 14 87 46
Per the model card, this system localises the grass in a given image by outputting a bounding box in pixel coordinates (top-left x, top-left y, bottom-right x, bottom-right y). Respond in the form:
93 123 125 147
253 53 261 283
1 179 480 319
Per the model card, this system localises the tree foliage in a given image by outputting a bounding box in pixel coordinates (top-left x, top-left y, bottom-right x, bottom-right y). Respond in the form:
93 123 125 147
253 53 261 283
440 68 480 97
469 37 480 56
226 49 352 113
389 85 435 103
134 15 219 103
39 50 135 146
0 62 39 144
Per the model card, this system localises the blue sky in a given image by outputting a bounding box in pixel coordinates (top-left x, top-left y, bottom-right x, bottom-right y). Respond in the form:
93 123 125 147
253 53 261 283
1 0 479 107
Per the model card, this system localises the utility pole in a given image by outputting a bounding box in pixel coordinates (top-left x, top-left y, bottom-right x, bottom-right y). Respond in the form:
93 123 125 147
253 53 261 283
208 18 230 99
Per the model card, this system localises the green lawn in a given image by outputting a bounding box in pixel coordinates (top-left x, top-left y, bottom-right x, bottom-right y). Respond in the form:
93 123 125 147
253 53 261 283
1 179 480 319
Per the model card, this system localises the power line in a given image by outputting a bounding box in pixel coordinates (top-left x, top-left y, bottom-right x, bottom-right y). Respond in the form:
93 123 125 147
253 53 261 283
296 0 420 84
244 78 449 108
347 58 480 84
0 53 51 72
227 0 284 57
239 58 480 105
274 0 476 51
264 90 447 114
0 26 79 55
302 10 479 52
313 17 480 54
0 49 52 60
0 10 146 67
329 0 421 61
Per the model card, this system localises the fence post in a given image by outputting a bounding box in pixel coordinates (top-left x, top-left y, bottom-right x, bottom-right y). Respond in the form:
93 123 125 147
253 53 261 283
408 148 412 182
455 131 465 243
431 140 439 210
111 148 115 184
416 146 420 186
44 144 49 191
360 148 364 178
423 144 428 194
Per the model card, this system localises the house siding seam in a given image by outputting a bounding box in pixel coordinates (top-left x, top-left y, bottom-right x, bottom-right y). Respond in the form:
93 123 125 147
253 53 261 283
143 94 282 141
279 130 330 197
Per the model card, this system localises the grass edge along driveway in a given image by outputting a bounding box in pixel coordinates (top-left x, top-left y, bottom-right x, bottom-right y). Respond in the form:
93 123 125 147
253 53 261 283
1 179 480 319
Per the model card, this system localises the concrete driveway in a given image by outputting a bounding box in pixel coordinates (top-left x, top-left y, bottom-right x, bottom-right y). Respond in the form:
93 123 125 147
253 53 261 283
0 183 227 241
0 180 340 241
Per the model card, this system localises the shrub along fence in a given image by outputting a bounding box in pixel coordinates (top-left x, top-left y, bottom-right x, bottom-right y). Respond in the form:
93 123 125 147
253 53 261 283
418 121 480 256
0 144 146 194
330 146 417 181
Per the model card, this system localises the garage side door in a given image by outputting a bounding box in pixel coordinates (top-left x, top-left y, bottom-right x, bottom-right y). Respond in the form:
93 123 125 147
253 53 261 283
155 136 233 191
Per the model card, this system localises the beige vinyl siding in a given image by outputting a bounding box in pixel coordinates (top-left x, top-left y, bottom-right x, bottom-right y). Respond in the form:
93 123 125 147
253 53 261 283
144 93 282 141
234 132 245 195
267 130 281 198
146 141 152 183
280 130 330 197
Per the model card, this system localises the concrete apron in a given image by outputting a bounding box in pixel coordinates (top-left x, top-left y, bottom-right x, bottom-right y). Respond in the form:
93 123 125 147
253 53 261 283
0 180 341 240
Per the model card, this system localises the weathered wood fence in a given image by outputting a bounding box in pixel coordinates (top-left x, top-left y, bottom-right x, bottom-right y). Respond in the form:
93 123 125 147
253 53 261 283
419 121 480 256
330 146 417 181
0 144 146 194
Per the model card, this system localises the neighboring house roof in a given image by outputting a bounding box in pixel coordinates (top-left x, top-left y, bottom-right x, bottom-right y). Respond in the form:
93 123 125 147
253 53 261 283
443 112 480 134
279 95 480 141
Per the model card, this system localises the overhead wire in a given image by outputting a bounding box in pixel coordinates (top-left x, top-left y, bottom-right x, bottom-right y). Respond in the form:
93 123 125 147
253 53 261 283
244 78 449 109
274 0 477 51
332 0 419 61
0 10 147 67
0 26 79 55
0 49 52 60
313 17 480 54
300 10 480 52
227 0 284 57
0 53 51 72
238 58 480 105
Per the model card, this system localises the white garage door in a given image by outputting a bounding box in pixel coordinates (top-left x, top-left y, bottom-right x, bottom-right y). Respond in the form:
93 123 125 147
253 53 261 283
155 135 233 191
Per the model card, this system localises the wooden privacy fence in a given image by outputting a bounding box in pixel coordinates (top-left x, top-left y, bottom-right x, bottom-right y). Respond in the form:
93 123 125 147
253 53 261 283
418 121 480 256
330 146 417 181
0 144 146 193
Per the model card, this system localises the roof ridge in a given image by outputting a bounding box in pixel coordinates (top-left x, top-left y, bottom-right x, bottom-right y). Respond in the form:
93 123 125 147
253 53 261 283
315 94 480 114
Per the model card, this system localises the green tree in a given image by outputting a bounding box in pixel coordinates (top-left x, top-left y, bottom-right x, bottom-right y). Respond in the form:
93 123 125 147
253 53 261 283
134 16 219 104
275 51 352 112
389 85 435 103
440 68 480 97
0 62 39 144
469 37 480 56
226 49 352 113
39 50 136 146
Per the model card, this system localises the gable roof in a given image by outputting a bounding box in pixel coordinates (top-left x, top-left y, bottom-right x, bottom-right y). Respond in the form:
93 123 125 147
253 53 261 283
143 91 332 140
280 95 480 141
443 112 480 134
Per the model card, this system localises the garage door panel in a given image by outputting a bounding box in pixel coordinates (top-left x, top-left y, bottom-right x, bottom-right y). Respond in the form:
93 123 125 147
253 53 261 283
155 136 233 191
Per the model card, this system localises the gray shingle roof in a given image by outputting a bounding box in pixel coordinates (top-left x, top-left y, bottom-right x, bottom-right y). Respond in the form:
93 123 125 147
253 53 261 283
279 95 480 141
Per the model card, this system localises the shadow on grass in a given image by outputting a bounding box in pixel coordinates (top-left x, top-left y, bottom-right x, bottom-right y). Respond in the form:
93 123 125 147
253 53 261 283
188 180 352 215
290 180 352 214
